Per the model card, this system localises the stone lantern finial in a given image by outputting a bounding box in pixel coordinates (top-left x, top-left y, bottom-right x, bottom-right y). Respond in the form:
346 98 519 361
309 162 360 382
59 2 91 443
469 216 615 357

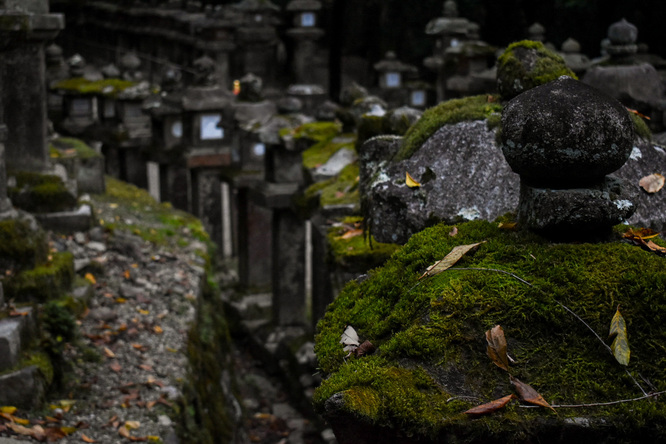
443 0 458 18
67 54 86 78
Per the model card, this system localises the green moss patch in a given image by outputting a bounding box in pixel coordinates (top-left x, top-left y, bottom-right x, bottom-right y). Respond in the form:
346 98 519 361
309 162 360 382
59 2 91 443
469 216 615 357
327 217 400 272
50 137 101 159
4 252 74 302
302 136 355 170
52 77 136 97
300 164 361 215
397 95 502 160
8 171 77 214
0 218 48 271
497 40 577 101
93 177 212 251
314 220 666 440
279 121 342 143
628 111 652 141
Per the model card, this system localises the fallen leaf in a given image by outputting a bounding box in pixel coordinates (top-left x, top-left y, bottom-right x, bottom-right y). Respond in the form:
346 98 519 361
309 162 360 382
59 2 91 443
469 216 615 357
510 377 555 412
419 242 486 280
82 433 97 442
498 222 518 230
137 309 150 315
116 298 127 304
627 107 651 120
118 425 130 438
646 240 666 254
448 227 458 237
355 340 376 357
103 347 116 358
138 364 153 372
110 362 122 373
639 173 665 193
623 227 660 240
0 406 17 414
124 270 131 279
8 311 29 317
340 325 360 354
125 420 140 430
485 325 509 371
406 171 421 188
84 273 96 284
609 306 630 366
339 228 363 240
153 326 163 334
464 394 516 416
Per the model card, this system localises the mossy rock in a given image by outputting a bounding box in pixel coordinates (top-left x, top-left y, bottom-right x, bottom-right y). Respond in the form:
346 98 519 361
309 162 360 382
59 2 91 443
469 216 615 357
302 136 356 170
497 40 577 101
298 163 361 216
8 171 77 214
327 217 400 273
397 95 502 161
4 252 75 303
0 218 48 272
314 220 666 443
279 121 343 144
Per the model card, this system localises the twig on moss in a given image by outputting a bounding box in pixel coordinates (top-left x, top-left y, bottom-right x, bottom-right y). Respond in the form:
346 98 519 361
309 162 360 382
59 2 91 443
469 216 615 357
519 390 665 409
447 267 648 396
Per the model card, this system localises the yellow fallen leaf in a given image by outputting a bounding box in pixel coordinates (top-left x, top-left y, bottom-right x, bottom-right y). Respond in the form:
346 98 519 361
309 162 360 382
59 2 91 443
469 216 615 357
137 309 150 315
153 326 163 334
0 406 17 414
103 347 116 358
125 420 140 430
609 306 630 366
84 273 96 284
406 171 421 188
118 425 130 438
419 242 486 280
116 298 127 304
131 263 139 268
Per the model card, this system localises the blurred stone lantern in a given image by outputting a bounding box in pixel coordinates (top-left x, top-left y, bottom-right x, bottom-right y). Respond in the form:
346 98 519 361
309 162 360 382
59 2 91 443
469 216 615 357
53 55 99 136
286 0 324 85
373 51 417 107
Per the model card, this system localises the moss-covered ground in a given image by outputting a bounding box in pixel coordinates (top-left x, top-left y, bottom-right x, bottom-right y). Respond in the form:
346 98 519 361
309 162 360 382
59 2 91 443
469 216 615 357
93 177 210 254
8 171 77 214
52 78 136 97
314 219 666 442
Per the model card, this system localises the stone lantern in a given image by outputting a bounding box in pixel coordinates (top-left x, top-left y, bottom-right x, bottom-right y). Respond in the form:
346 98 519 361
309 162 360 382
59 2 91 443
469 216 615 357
286 0 324 85
53 55 99 136
423 0 472 102
231 0 282 83
559 38 591 77
373 51 418 107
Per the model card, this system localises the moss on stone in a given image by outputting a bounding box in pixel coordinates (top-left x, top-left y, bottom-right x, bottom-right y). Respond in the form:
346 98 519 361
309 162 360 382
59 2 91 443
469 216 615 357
628 111 652 141
314 220 666 440
497 40 577 101
279 121 342 143
0 218 48 271
8 171 77 214
4 252 75 302
302 137 355 170
300 164 362 215
327 216 400 272
52 77 136 97
50 137 101 159
396 95 502 161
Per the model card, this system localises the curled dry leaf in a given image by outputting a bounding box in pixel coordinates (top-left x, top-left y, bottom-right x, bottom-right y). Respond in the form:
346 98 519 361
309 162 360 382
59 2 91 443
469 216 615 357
464 394 516 416
406 171 421 188
339 228 363 240
609 306 630 366
419 242 486 280
81 433 97 443
485 325 509 372
340 325 360 355
448 226 458 237
118 425 131 438
355 340 376 357
510 377 555 412
639 173 665 193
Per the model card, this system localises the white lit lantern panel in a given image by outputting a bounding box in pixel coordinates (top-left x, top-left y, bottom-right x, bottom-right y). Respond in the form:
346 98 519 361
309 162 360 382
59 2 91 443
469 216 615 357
301 12 315 27
385 72 401 88
200 114 224 140
252 143 266 157
171 120 183 138
411 90 426 107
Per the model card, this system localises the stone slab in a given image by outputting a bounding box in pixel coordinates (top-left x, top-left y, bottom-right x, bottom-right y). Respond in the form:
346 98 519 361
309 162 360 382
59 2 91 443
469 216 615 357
0 317 22 371
249 182 300 209
0 365 46 409
34 204 94 234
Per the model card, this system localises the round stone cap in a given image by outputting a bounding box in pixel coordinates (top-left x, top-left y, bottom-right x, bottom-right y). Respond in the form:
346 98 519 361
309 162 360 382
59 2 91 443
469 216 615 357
608 18 638 45
500 76 634 186
561 37 581 53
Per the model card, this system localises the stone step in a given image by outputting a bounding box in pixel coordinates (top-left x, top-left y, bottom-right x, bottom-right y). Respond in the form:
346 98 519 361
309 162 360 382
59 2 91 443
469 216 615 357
0 365 47 410
0 307 35 372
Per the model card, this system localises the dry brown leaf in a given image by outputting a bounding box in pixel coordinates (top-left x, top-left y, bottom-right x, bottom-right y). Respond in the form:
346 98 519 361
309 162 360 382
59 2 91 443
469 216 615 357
646 240 666 254
419 242 486 280
81 433 97 443
406 171 421 188
485 325 509 371
609 306 630 366
510 377 555 412
125 420 140 430
103 347 116 358
138 364 153 372
124 269 131 279
109 362 122 373
448 227 458 237
623 227 660 240
355 340 376 357
153 326 163 334
118 425 131 438
639 173 665 193
339 228 363 240
464 394 516 416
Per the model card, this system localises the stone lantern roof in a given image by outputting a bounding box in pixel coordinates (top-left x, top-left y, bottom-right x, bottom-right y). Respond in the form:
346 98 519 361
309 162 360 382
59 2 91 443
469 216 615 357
232 0 280 12
286 0 322 12
373 51 417 74
528 22 546 41
606 18 638 58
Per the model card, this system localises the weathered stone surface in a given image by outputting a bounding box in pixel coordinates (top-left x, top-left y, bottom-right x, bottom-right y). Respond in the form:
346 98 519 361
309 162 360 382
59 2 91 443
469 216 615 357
363 120 519 244
0 366 46 410
34 204 94 234
501 76 634 186
582 64 664 108
312 147 357 181
0 318 22 371
518 175 637 236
